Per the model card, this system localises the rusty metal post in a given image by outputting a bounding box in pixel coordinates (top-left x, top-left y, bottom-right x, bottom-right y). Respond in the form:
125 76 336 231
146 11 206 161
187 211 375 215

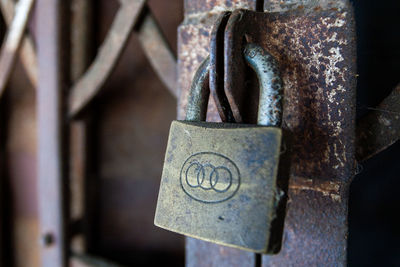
37 0 69 266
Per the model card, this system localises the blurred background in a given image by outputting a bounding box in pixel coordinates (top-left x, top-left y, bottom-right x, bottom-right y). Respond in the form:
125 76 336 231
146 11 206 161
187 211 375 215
0 0 399 266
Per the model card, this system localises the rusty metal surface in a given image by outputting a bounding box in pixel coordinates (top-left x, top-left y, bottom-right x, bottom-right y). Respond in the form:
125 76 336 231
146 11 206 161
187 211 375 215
37 0 68 266
256 4 356 266
356 83 400 162
263 0 348 12
184 0 257 15
0 0 37 88
0 0 35 97
68 0 146 117
179 0 357 266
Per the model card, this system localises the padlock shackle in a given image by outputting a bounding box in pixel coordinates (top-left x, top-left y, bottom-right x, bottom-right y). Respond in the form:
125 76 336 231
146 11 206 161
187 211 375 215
186 44 283 126
244 43 283 127
186 57 210 121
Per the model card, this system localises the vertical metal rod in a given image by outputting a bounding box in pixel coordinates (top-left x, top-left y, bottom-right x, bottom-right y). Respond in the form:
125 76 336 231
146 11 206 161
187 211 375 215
37 0 66 266
69 0 93 255
0 98 4 267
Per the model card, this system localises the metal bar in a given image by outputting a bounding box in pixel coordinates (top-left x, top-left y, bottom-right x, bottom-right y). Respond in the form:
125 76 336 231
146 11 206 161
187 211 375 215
137 8 177 97
69 0 93 255
37 0 67 266
68 0 146 117
70 0 92 82
223 9 248 123
209 11 235 123
356 83 400 162
0 92 5 267
0 0 35 98
0 0 37 88
69 120 88 252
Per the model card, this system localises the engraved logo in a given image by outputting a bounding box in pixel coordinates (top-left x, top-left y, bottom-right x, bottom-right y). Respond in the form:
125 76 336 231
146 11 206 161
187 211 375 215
180 152 240 203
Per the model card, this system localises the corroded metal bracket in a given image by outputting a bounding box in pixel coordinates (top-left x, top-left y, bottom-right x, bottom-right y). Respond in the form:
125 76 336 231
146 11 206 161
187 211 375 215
209 11 235 123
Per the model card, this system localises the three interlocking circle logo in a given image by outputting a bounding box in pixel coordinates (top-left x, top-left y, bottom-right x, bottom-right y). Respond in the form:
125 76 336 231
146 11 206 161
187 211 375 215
180 152 240 203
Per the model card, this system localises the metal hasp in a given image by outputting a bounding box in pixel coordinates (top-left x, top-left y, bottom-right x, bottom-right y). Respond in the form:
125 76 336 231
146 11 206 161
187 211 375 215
179 0 356 266
155 43 284 253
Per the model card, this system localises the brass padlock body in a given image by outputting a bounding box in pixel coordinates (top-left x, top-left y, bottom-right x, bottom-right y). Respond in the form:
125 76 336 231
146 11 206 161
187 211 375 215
155 121 282 253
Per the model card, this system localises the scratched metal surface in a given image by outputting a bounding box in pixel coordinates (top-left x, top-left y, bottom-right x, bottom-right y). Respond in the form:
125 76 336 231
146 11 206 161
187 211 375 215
179 0 357 266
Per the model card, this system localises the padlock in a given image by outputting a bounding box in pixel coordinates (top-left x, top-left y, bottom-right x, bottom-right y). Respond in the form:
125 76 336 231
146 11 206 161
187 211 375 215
154 43 284 253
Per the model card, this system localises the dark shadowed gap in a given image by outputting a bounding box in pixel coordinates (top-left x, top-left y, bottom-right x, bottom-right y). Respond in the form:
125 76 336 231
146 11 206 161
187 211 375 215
256 0 264 12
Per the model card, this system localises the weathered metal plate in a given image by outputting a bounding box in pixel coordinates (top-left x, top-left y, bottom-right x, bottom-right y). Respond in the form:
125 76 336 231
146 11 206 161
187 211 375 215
155 121 282 253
